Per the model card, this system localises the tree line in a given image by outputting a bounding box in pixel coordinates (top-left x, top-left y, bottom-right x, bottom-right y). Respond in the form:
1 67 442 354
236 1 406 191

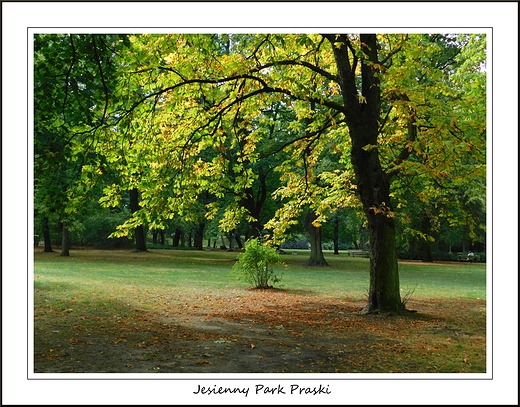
34 33 486 313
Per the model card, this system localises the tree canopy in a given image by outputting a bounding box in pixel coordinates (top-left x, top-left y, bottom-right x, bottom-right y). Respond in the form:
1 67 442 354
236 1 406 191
34 33 486 313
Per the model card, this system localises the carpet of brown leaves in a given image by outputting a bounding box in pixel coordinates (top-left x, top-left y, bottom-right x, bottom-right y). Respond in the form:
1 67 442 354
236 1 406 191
34 288 486 373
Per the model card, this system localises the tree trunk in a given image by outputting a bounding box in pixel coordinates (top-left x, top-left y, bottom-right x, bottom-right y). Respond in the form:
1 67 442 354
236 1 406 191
227 232 234 251
134 225 147 251
160 229 165 245
333 213 340 255
305 210 329 266
60 221 70 257
152 230 158 244
129 188 147 252
234 231 243 249
351 140 403 313
240 171 268 239
366 208 402 313
194 222 205 250
172 228 182 247
326 33 403 313
42 216 54 252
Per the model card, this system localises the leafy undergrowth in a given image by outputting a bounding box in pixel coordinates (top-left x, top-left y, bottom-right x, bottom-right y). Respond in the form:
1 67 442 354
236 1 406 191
34 285 486 373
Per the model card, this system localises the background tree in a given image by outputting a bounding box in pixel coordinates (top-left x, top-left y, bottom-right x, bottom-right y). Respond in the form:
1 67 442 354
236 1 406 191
384 34 486 261
34 34 128 255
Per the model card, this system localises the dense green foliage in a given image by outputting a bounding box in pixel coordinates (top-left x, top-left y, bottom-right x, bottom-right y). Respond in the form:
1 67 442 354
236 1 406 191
232 238 283 288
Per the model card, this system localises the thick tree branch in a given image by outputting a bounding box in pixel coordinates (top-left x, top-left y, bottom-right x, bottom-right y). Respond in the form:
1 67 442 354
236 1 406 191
322 34 361 118
254 60 337 82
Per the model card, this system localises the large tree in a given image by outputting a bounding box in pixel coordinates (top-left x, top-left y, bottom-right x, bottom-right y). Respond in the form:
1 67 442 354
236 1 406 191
97 33 485 313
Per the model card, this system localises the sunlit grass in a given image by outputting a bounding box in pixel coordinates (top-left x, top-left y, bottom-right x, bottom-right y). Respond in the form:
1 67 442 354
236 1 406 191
34 248 486 301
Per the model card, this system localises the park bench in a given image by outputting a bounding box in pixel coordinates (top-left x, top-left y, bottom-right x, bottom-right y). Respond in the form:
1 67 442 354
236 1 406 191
457 254 480 262
347 250 369 258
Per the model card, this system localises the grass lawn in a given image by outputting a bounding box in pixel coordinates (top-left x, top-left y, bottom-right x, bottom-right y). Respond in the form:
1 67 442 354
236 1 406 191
33 248 487 374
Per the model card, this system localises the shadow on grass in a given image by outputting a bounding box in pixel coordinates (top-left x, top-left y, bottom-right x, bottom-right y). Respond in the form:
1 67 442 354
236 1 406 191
33 287 386 373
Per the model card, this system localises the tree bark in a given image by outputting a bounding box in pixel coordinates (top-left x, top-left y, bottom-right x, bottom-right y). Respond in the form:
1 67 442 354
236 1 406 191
194 222 205 250
350 130 403 312
326 33 403 312
42 216 54 252
129 188 147 252
305 210 329 266
172 228 182 247
241 195 264 239
234 230 243 249
333 213 340 255
60 221 70 257
240 170 268 239
226 232 234 250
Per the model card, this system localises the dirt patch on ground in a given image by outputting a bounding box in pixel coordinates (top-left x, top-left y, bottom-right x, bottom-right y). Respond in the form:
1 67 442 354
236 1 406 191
34 289 486 374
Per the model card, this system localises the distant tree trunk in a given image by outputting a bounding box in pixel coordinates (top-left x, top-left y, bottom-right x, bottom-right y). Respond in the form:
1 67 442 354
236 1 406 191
172 228 182 247
194 222 205 250
152 230 158 244
159 229 165 245
333 213 340 255
227 232 234 250
240 171 268 239
234 231 243 249
134 225 147 251
305 210 329 266
129 188 147 252
60 221 70 257
42 216 54 252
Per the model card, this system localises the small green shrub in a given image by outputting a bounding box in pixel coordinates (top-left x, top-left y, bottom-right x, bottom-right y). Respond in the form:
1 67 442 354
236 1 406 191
232 238 282 289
